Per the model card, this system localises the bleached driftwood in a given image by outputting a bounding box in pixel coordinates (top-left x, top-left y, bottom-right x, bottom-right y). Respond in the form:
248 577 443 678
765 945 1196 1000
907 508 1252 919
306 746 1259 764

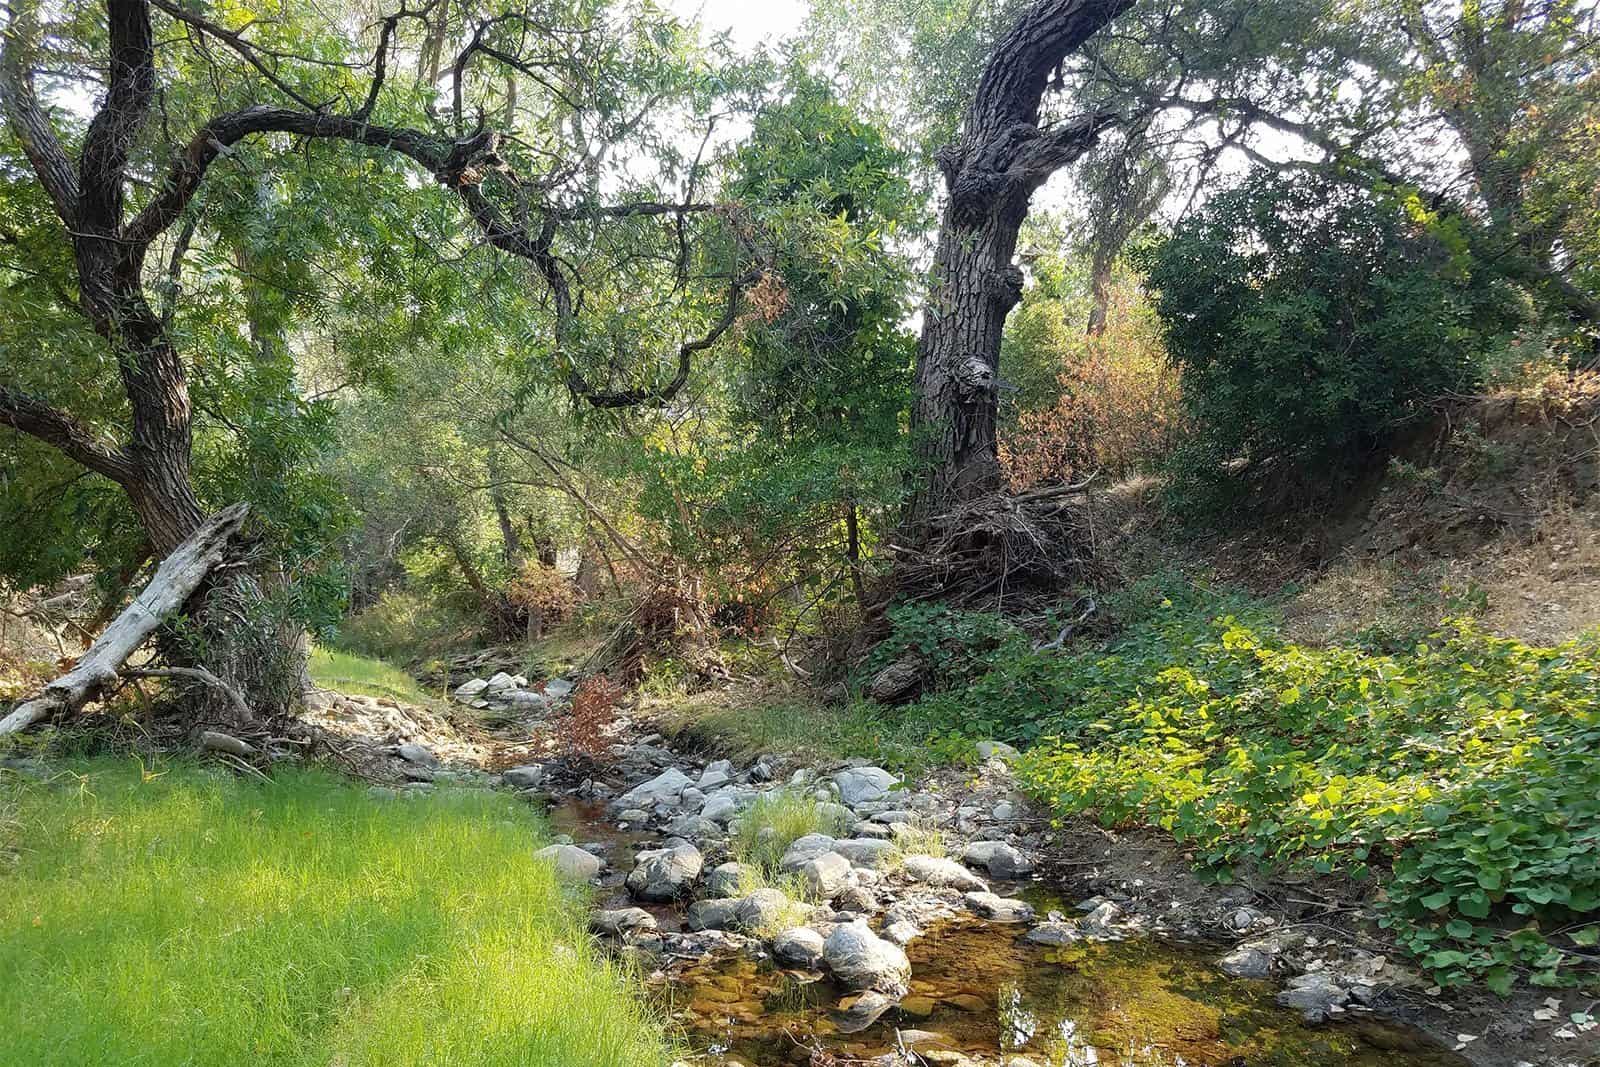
0 503 250 735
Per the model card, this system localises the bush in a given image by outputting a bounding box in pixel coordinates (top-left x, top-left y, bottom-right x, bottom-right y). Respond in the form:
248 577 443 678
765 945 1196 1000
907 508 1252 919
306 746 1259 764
1140 169 1524 517
1002 272 1184 489
1010 610 1600 990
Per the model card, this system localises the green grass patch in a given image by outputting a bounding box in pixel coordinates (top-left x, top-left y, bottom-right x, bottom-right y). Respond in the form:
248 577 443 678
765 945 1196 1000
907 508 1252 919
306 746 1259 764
730 790 854 876
309 645 436 705
0 759 674 1067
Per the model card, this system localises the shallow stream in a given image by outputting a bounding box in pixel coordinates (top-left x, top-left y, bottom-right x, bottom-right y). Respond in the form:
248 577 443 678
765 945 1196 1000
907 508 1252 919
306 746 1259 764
549 800 1468 1067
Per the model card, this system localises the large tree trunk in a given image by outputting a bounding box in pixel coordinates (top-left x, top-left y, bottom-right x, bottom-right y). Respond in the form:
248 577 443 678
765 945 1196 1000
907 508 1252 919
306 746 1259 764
904 0 1131 534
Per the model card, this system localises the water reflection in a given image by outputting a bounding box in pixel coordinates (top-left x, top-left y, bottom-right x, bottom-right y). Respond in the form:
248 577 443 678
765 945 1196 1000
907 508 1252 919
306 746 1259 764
659 920 1468 1067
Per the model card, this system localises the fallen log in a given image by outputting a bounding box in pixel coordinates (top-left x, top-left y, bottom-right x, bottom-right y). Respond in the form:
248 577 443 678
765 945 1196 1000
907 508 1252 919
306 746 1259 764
0 503 251 735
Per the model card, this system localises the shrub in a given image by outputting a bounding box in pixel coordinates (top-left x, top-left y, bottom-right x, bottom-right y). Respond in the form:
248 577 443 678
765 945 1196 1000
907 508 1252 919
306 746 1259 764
1139 169 1524 517
1002 273 1184 489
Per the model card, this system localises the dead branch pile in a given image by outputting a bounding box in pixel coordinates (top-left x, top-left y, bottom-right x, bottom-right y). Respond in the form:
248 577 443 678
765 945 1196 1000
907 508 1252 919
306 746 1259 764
584 578 729 688
889 479 1111 610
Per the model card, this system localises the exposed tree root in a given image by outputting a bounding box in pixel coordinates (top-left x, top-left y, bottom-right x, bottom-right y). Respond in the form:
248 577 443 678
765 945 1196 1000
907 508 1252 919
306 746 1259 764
888 478 1111 611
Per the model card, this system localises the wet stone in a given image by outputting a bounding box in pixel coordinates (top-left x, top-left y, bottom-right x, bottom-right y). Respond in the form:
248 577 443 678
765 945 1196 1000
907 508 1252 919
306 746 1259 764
770 926 825 969
821 920 911 995
902 855 988 892
964 891 1034 923
591 908 658 937
834 990 896 1034
962 840 1033 879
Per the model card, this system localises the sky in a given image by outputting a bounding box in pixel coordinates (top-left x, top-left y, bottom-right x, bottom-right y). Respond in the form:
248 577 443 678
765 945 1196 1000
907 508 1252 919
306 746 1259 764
666 0 809 50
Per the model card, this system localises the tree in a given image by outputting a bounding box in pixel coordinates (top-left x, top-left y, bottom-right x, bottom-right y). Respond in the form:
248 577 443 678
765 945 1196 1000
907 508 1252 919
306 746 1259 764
0 0 759 719
903 0 1132 530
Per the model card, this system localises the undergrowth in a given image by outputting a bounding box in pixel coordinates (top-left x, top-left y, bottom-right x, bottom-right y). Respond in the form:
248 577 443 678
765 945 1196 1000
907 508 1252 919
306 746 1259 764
866 579 1600 991
0 759 674 1066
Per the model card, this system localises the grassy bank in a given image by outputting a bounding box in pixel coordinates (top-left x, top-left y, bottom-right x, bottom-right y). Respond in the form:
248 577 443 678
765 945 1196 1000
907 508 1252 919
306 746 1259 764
0 759 674 1067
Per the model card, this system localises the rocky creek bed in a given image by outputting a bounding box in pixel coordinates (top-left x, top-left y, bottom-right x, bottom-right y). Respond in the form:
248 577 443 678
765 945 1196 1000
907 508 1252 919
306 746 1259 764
302 676 1546 1066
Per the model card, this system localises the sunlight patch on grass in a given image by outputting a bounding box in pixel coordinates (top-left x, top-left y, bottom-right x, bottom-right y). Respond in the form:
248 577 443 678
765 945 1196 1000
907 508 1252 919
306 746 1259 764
0 759 674 1067
310 645 436 704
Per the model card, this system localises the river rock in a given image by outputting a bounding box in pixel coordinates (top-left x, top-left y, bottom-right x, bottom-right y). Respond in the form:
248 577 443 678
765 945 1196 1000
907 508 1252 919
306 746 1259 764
544 678 574 699
868 655 923 703
1218 943 1274 979
706 861 747 897
1023 921 1080 946
883 919 922 945
962 840 1033 879
617 767 694 809
833 766 899 806
771 926 825 968
902 855 989 892
1078 900 1121 938
833 837 897 868
395 742 438 766
502 764 544 789
974 740 1020 762
687 897 741 931
626 842 702 901
964 891 1034 923
852 820 893 839
992 800 1017 821
1276 971 1350 1022
822 920 911 995
618 807 650 826
453 677 488 698
835 990 896 1034
534 843 604 881
679 786 706 810
836 885 878 914
701 794 738 823
734 888 794 932
591 908 658 937
779 833 838 871
798 851 853 899
698 768 731 791
484 671 518 694
870 809 917 825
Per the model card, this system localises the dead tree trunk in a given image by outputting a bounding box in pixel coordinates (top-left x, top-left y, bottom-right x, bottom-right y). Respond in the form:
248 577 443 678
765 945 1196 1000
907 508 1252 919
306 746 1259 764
0 504 250 735
904 0 1132 534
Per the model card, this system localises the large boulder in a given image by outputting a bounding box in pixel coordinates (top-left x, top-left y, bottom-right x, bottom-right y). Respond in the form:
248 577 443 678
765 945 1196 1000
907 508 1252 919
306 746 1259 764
822 921 911 995
534 843 603 881
832 767 898 806
797 851 853 899
962 840 1033 879
902 855 988 892
626 842 702 901
868 655 923 703
706 861 747 897
779 833 838 872
617 767 694 810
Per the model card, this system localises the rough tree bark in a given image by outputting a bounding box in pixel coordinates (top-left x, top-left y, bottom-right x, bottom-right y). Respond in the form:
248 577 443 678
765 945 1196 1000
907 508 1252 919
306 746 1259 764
0 504 250 735
905 0 1132 533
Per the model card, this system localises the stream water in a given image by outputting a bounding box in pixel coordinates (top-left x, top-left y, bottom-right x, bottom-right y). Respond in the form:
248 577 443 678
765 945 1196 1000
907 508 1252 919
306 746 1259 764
548 800 1469 1067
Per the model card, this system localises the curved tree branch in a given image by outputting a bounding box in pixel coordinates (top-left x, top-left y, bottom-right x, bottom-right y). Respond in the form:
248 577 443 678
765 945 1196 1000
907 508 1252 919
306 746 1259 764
0 384 134 484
